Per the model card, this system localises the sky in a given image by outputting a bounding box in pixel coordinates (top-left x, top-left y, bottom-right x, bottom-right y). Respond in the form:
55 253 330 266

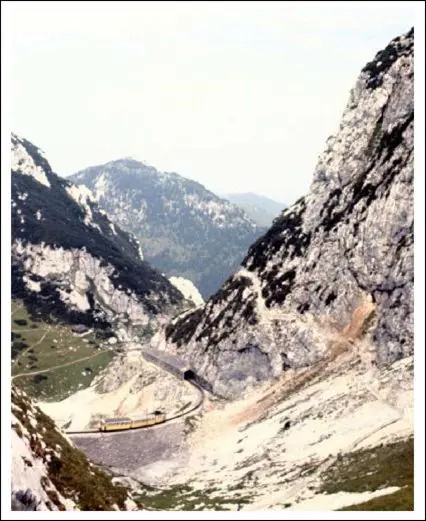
3 0 422 204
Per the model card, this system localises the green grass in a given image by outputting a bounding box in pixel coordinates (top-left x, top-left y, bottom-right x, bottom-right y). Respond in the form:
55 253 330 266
318 437 414 511
11 300 116 401
15 351 114 402
138 483 251 511
339 485 414 511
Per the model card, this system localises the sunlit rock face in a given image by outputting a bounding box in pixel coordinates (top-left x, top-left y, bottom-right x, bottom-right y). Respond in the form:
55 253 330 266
153 29 414 398
11 134 189 341
11 386 139 511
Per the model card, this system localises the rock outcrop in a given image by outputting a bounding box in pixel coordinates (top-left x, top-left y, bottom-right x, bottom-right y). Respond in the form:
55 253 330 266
11 135 190 341
169 276 204 307
11 385 140 511
153 28 414 397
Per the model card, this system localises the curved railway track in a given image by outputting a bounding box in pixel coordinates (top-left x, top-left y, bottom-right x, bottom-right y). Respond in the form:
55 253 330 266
65 379 204 436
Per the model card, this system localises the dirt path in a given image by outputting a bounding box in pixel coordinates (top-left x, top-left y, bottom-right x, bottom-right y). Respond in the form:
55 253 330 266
11 328 39 333
12 304 23 317
13 331 48 368
12 350 106 380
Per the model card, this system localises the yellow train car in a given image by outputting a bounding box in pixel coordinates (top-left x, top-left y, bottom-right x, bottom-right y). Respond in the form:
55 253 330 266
99 412 166 432
99 417 132 432
131 413 165 429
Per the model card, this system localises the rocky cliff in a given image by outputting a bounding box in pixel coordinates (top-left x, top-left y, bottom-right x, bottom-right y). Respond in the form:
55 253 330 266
152 28 414 398
11 135 190 341
11 385 140 511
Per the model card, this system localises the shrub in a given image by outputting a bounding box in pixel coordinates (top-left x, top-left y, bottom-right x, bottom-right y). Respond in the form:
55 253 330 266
32 375 48 384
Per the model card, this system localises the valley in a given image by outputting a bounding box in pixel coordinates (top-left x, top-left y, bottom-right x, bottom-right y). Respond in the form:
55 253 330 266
54 338 413 511
8 21 418 515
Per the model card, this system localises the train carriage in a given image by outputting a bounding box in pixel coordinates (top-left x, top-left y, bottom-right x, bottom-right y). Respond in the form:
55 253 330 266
131 412 166 429
99 412 166 432
99 417 132 432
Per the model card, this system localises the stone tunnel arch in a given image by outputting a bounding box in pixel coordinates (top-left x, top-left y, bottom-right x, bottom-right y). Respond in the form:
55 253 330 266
183 369 195 380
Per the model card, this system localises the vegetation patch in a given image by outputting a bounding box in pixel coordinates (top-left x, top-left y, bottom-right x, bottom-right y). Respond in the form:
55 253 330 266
14 318 28 327
12 300 115 401
339 485 413 511
12 422 23 438
319 437 413 511
183 415 200 435
361 307 377 336
12 387 142 511
366 118 383 157
138 483 251 511
16 352 114 402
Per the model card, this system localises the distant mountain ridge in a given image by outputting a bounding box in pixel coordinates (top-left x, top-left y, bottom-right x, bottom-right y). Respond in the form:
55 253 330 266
223 192 287 226
70 160 266 298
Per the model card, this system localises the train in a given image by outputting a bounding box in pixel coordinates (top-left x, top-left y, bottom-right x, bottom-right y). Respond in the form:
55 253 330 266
98 411 166 432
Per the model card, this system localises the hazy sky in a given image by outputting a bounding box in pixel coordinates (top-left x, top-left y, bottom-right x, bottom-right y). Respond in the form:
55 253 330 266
4 1 421 204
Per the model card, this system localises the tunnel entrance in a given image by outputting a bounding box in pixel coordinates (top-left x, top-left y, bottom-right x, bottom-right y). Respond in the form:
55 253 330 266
183 369 195 380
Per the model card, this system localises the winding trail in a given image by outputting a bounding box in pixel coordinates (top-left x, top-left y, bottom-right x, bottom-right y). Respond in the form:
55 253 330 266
12 331 48 369
11 328 40 333
12 350 106 381
12 304 23 317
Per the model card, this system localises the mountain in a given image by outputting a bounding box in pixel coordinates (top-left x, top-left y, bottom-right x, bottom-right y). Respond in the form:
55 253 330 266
11 385 141 511
10 27 416 514
42 343 413 510
223 192 287 227
69 161 265 298
152 28 414 398
11 134 190 343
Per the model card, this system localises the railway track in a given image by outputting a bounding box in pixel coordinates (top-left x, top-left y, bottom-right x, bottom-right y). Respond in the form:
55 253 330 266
65 379 204 436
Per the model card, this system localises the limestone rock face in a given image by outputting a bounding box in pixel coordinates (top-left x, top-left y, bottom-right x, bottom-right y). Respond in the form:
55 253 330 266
154 29 414 397
11 386 139 511
11 134 190 340
169 276 204 307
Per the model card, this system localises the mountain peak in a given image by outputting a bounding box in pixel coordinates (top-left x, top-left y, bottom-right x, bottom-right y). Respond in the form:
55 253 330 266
11 135 189 342
11 133 51 188
70 160 265 298
157 27 414 398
